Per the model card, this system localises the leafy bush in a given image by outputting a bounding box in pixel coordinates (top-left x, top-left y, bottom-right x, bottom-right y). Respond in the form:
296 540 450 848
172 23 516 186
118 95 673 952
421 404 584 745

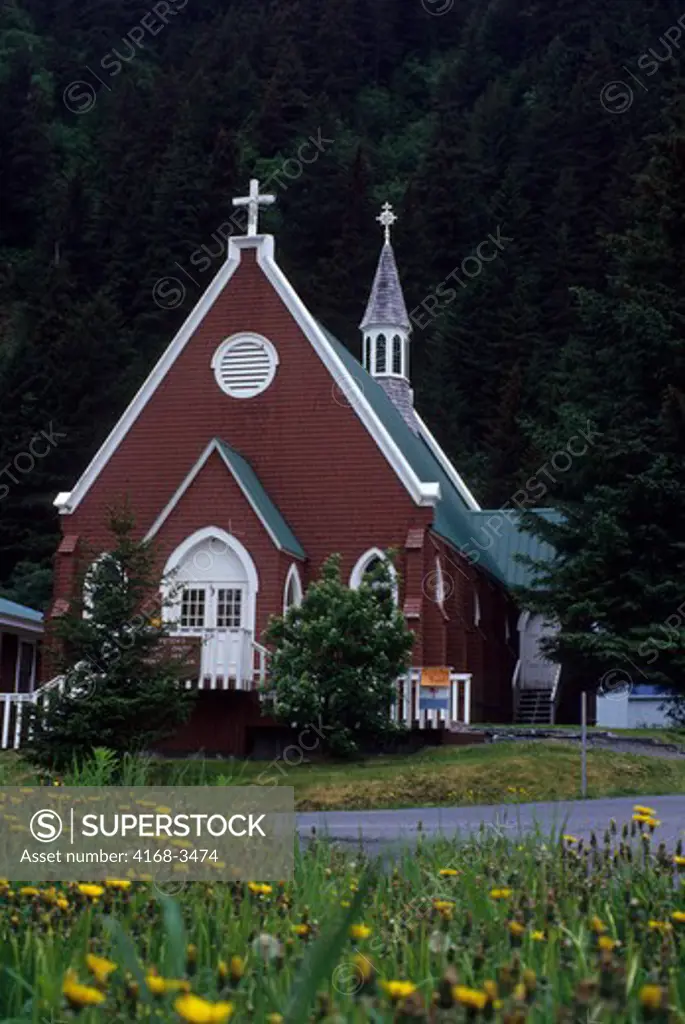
264 553 414 757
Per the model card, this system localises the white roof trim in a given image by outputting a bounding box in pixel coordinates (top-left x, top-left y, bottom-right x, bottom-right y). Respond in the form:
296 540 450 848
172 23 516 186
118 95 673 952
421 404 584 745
59 234 440 515
0 614 43 634
413 411 481 511
144 438 299 556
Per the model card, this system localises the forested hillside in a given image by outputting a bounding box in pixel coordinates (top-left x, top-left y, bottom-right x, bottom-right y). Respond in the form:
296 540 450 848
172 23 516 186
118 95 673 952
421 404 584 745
1 0 684 620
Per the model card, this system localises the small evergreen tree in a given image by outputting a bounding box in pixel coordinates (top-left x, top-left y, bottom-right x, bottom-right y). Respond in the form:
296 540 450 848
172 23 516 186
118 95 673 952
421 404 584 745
264 553 414 757
28 506 194 770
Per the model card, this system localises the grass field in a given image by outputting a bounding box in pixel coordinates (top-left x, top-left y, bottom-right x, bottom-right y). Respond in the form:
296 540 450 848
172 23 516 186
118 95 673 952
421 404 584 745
1 805 684 1021
3 741 685 811
150 742 685 811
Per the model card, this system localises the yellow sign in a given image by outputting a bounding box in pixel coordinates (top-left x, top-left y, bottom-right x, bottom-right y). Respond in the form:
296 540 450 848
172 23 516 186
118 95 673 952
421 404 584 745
420 667 451 688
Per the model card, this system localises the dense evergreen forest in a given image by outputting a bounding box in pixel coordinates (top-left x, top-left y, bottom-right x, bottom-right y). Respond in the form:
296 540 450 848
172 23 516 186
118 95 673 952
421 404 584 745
1 0 684 689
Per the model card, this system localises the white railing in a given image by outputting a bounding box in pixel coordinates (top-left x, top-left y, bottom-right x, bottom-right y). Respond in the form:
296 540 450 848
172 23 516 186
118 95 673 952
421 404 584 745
391 670 472 730
184 631 270 691
550 663 562 724
0 674 65 750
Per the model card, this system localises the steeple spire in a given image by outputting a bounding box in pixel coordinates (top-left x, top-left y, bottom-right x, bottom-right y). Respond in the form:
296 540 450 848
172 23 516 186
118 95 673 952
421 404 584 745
360 204 417 433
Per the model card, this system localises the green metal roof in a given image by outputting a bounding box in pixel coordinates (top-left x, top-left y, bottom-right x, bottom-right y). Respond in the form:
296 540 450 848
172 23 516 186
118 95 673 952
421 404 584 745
321 327 505 582
469 510 560 588
0 597 44 623
216 440 306 560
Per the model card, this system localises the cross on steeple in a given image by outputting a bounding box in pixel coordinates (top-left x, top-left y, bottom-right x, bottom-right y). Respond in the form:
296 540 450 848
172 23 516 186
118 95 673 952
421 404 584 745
377 202 397 245
232 179 276 237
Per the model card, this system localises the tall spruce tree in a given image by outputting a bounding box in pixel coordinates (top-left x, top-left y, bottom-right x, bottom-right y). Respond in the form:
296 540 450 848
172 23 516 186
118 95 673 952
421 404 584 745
517 100 685 698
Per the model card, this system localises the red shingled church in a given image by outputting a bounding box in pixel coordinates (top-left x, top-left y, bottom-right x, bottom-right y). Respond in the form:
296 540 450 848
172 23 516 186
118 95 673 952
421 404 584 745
41 183 563 755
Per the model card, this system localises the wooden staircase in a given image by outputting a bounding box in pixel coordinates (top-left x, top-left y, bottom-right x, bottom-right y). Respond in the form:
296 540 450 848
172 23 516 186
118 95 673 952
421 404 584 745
514 687 555 724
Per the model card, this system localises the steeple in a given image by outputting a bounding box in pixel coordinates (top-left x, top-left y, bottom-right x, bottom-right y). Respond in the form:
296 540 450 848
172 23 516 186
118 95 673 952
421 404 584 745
361 204 417 433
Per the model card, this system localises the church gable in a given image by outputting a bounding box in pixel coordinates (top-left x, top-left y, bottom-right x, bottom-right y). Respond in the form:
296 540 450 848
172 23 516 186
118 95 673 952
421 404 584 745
57 230 436 581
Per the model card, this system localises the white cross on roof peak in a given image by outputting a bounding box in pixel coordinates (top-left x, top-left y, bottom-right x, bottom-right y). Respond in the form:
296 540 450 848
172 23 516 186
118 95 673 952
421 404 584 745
377 202 397 244
232 179 276 237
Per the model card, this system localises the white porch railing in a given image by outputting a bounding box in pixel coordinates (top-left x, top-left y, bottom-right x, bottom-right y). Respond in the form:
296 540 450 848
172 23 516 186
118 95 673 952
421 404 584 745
183 633 270 691
0 674 65 750
391 670 472 730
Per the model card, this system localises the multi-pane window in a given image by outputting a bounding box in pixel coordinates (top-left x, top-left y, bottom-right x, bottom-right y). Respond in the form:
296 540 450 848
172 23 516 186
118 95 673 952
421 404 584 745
180 588 206 628
216 588 242 628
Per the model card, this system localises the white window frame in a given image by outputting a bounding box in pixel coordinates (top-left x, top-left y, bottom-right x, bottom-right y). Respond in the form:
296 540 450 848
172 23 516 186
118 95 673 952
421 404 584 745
349 547 398 602
283 563 303 614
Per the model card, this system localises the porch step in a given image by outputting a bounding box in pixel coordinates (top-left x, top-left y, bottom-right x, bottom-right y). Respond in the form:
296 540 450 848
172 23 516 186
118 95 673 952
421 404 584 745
515 688 554 725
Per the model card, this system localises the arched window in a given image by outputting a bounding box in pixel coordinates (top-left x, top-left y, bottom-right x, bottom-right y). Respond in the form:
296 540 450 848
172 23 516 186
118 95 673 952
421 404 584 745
364 335 371 371
375 334 387 374
349 548 398 602
392 334 402 375
283 564 303 613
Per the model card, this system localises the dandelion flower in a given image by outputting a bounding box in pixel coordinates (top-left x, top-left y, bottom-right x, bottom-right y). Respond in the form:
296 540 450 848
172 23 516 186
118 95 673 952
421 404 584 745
174 993 233 1023
86 953 118 986
453 986 488 1011
381 980 417 1001
146 973 190 995
508 921 525 938
292 923 311 937
639 984 665 1012
633 805 657 816
671 911 685 924
489 888 513 899
589 916 607 934
63 970 106 1009
19 886 40 897
77 883 104 899
531 930 546 942
349 924 372 940
247 882 272 896
562 835 578 844
104 879 132 890
598 935 617 951
648 919 673 933
438 868 459 876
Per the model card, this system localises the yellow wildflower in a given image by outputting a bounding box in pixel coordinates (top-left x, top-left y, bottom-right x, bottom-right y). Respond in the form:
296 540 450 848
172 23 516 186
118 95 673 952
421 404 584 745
104 879 132 890
266 1016 283 1024
63 970 106 1009
349 924 372 940
633 805 657 816
229 956 244 983
247 882 273 896
671 911 685 924
562 835 578 844
381 980 417 1001
674 855 685 868
531 930 546 942
146 972 191 995
77 883 104 899
433 899 455 913
508 921 525 938
352 954 375 983
489 888 513 899
453 986 488 1011
85 953 118 986
174 993 233 1023
438 868 459 876
648 919 673 933
590 916 607 934
639 985 665 1012
598 935 617 951
19 886 40 896
56 897 69 911
292 923 311 937
340 900 351 908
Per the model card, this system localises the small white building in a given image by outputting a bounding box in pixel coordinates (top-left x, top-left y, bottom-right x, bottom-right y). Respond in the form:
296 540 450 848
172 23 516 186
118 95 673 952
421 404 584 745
596 684 675 729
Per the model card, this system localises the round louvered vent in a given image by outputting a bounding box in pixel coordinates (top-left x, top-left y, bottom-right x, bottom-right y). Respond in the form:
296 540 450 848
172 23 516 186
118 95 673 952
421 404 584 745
211 334 278 399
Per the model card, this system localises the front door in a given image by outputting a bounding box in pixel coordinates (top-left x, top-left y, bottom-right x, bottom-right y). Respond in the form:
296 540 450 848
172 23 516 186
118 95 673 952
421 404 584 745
179 583 248 683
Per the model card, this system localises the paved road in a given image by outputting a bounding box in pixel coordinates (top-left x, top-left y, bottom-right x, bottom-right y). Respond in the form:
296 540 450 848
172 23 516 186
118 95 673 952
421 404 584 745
298 794 685 850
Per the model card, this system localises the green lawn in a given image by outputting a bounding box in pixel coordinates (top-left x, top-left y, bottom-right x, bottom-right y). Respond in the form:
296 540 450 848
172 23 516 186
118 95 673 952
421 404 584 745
149 741 685 811
3 736 684 812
